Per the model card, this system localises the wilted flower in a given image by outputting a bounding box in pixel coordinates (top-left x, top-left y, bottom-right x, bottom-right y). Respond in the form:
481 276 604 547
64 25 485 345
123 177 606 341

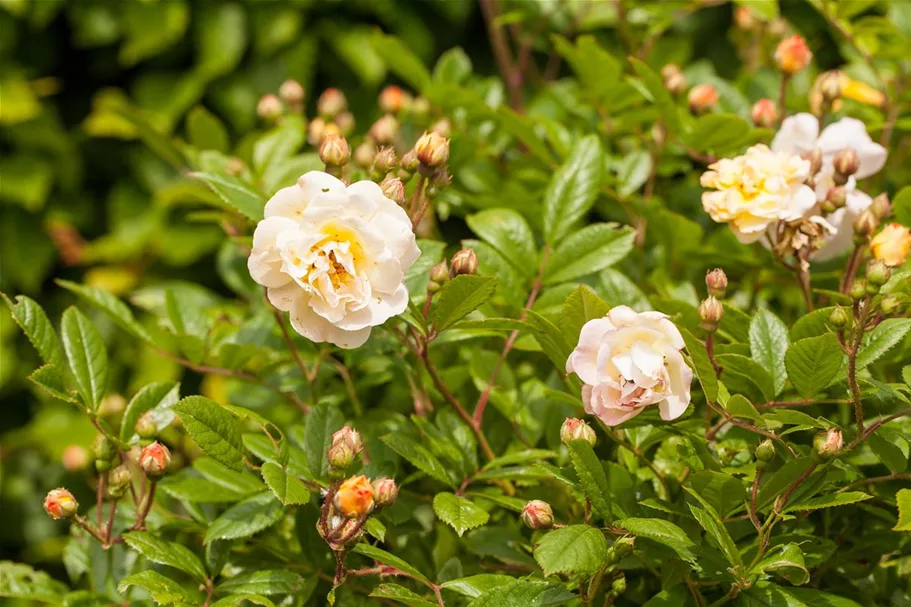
414 131 450 168
140 442 171 478
688 84 718 114
334 475 375 518
44 488 78 520
257 94 283 121
247 172 420 348
775 35 812 74
566 306 693 426
449 248 478 277
870 223 911 267
700 144 816 243
560 418 596 446
521 500 554 530
372 477 398 508
751 98 777 127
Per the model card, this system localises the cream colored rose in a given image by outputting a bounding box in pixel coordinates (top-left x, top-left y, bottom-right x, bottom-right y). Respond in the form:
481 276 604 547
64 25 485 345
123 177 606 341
701 144 816 243
870 223 911 267
566 306 693 427
248 171 420 349
772 113 888 260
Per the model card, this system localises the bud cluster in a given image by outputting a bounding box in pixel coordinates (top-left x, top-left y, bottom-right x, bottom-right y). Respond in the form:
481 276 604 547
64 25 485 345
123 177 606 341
327 426 364 475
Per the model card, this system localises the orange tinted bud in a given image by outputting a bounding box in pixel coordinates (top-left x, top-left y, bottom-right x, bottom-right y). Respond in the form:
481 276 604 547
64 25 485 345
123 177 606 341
661 64 686 96
751 98 777 127
62 445 90 472
307 117 327 146
560 418 596 446
319 134 351 167
688 84 718 114
775 35 812 74
257 94 283 122
378 85 407 114
334 475 375 518
414 131 450 168
705 268 728 298
44 488 78 519
140 442 171 478
870 223 911 267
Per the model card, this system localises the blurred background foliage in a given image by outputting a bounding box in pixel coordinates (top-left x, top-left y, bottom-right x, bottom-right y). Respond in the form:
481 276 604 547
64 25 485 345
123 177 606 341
2 0 910 586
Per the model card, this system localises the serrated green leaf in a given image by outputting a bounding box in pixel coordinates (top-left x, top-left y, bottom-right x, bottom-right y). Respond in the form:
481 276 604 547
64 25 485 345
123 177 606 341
173 396 245 471
751 543 810 586
433 492 489 537
186 106 229 152
191 171 263 221
533 525 607 576
784 334 844 398
118 570 200 606
749 309 789 397
371 33 431 91
382 433 457 487
122 532 207 583
29 365 79 404
0 560 69 603
252 117 305 176
565 439 612 522
895 489 911 531
211 594 275 607
542 135 603 244
495 106 554 166
61 307 108 410
351 543 430 584
205 492 284 543
616 518 698 565
441 574 515 598
688 504 741 569
260 462 310 505
628 58 680 133
303 401 343 479
466 580 575 607
120 382 180 443
3 293 65 368
790 307 841 341
544 223 634 285
857 318 911 369
784 491 872 513
432 275 498 332
370 583 437 607
466 208 537 277
717 354 775 403
868 431 909 473
560 285 609 351
194 457 265 494
682 328 718 403
685 113 752 154
56 279 154 345
216 570 304 595
157 473 248 503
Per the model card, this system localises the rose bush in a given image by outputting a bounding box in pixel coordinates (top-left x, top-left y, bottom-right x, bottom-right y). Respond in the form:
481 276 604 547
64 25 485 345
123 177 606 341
2 2 911 607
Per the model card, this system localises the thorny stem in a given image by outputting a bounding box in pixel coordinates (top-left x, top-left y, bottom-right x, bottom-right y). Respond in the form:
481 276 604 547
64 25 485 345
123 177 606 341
840 244 865 294
74 515 107 545
96 473 106 530
839 472 911 493
479 0 523 110
132 482 157 531
706 401 798 457
794 249 814 312
104 499 118 543
847 300 868 439
410 177 430 230
749 469 763 532
473 246 550 426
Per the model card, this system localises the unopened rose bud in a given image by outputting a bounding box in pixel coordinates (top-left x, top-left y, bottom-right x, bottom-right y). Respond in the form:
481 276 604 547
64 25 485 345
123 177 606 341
410 96 431 117
813 428 843 462
853 209 879 237
62 445 89 472
378 85 407 114
734 6 755 29
688 84 718 115
661 64 686 96
328 426 363 472
833 148 859 179
881 295 902 315
319 134 350 167
751 99 777 127
373 146 398 173
705 268 728 298
372 477 399 508
307 117 327 146
775 35 812 74
870 223 911 267
560 418 596 446
825 186 846 211
354 141 376 169
828 306 849 329
400 149 419 173
755 439 776 468
818 70 844 104
850 279 867 301
869 194 891 220
135 412 158 440
450 249 478 277
380 177 406 206
613 536 635 557
107 465 132 499
317 88 347 118
279 79 305 107
44 488 78 520
335 111 355 136
801 149 822 176
370 114 399 146
611 575 627 595
521 500 553 530
428 261 450 291
867 260 891 287
257 94 283 122
334 475 375 518
414 131 450 169
698 296 724 331
93 434 115 462
431 118 451 138
140 442 171 478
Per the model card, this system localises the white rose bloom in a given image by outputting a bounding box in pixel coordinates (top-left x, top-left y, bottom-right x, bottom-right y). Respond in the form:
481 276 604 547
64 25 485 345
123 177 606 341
566 306 693 427
248 171 420 349
771 113 887 260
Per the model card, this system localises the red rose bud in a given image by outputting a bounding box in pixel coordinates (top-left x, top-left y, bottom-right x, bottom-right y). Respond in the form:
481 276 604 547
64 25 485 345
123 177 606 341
140 442 171 478
378 85 407 114
317 88 347 118
688 84 718 115
705 268 728 298
751 98 777 127
414 131 450 168
661 64 686 96
521 500 554 530
813 428 843 462
44 488 78 520
62 445 89 472
328 426 363 471
698 296 724 331
560 418 596 446
279 79 305 106
257 94 283 122
334 475 375 518
449 248 478 277
372 477 399 508
370 114 399 145
380 177 406 206
775 35 812 74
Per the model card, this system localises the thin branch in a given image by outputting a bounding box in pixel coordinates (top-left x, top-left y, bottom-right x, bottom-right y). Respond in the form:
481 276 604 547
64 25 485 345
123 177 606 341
479 0 523 110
